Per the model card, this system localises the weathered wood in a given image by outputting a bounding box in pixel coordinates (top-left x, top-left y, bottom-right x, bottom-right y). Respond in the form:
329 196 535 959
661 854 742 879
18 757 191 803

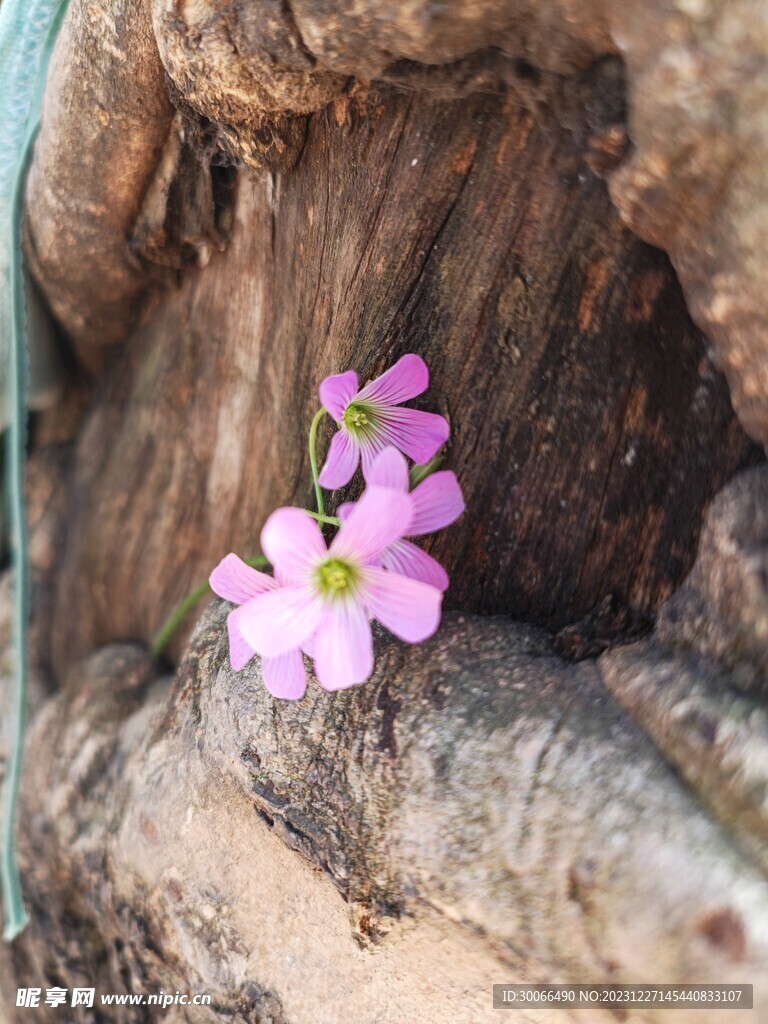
24 0 174 369
38 78 758 674
3 607 768 1022
609 0 768 448
601 465 768 875
28 0 768 450
6 0 768 1018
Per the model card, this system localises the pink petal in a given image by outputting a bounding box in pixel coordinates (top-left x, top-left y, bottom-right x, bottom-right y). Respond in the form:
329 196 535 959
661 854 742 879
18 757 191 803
319 369 358 422
262 649 307 700
376 407 450 464
227 607 257 671
408 471 465 535
360 566 442 642
261 508 326 584
238 586 324 657
357 354 428 406
312 600 373 690
330 486 411 564
333 503 384 568
210 553 277 604
382 540 450 591
318 429 361 489
359 436 391 481
365 447 409 491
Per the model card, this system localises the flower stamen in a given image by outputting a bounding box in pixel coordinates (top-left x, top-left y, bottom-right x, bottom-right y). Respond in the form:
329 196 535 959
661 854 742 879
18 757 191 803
317 557 357 596
343 402 375 437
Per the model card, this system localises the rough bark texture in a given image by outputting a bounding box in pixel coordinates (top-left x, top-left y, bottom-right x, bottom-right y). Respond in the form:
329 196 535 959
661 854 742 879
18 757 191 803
42 78 759 674
3 604 768 1024
609 0 768 449
24 0 174 369
4 0 768 1020
148 0 768 449
601 465 768 876
6 455 768 1020
26 0 768 445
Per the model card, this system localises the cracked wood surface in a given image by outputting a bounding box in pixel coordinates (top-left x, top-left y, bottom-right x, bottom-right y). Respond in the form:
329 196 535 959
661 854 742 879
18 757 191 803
37 78 758 675
2 609 768 1022
601 465 768 879
5 0 768 1019
25 0 768 448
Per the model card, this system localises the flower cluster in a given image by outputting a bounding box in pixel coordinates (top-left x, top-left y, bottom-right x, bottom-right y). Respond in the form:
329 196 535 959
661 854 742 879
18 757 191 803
209 354 463 699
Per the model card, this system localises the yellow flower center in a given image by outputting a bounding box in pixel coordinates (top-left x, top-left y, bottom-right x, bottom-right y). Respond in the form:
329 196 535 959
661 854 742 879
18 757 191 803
317 558 357 596
343 402 376 438
347 408 369 427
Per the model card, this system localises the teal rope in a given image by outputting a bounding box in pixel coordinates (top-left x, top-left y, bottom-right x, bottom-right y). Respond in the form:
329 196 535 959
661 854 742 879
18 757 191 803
0 0 70 941
1 136 33 942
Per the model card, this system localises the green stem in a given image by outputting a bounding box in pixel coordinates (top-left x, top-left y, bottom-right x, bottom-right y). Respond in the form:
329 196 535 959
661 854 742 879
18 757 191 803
409 452 444 489
150 554 269 658
308 407 327 516
304 510 341 527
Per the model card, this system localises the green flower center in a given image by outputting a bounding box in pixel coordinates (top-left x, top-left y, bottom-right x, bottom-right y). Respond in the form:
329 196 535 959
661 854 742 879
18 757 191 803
343 402 377 438
317 558 357 596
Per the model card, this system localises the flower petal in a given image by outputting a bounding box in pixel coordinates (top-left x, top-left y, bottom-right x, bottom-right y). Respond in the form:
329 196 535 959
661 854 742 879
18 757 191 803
318 429 360 489
210 553 277 604
262 649 307 700
365 446 409 491
382 540 450 591
319 369 358 421
227 607 257 671
359 435 390 481
312 600 373 690
360 566 442 642
261 508 327 584
238 586 324 657
376 407 450 464
334 501 384 568
357 354 428 406
330 485 411 564
408 471 465 535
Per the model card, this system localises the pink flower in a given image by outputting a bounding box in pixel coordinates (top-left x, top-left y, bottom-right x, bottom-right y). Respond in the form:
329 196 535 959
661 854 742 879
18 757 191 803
210 487 443 695
339 448 464 591
235 487 442 692
318 354 450 489
210 554 309 700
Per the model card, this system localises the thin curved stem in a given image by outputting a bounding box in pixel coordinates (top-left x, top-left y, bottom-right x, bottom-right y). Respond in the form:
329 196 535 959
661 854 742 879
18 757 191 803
150 554 269 658
308 407 327 516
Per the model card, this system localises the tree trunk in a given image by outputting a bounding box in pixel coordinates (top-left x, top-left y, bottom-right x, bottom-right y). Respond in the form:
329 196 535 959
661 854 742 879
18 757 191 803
2 0 768 1020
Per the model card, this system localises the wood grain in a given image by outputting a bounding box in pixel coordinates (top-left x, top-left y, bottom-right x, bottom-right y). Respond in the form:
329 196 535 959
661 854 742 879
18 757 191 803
47 83 759 671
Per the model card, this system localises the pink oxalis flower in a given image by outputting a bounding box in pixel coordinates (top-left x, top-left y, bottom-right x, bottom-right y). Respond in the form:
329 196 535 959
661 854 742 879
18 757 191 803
210 485 443 697
318 353 450 489
339 447 464 591
209 554 309 700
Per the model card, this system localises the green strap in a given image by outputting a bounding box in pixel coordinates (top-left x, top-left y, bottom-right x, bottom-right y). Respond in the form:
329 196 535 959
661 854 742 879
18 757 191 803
0 0 70 941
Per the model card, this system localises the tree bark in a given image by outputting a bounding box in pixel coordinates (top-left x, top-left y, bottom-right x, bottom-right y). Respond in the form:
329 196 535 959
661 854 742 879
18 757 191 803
2 0 768 1020
28 58 759 669
3 605 768 1023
